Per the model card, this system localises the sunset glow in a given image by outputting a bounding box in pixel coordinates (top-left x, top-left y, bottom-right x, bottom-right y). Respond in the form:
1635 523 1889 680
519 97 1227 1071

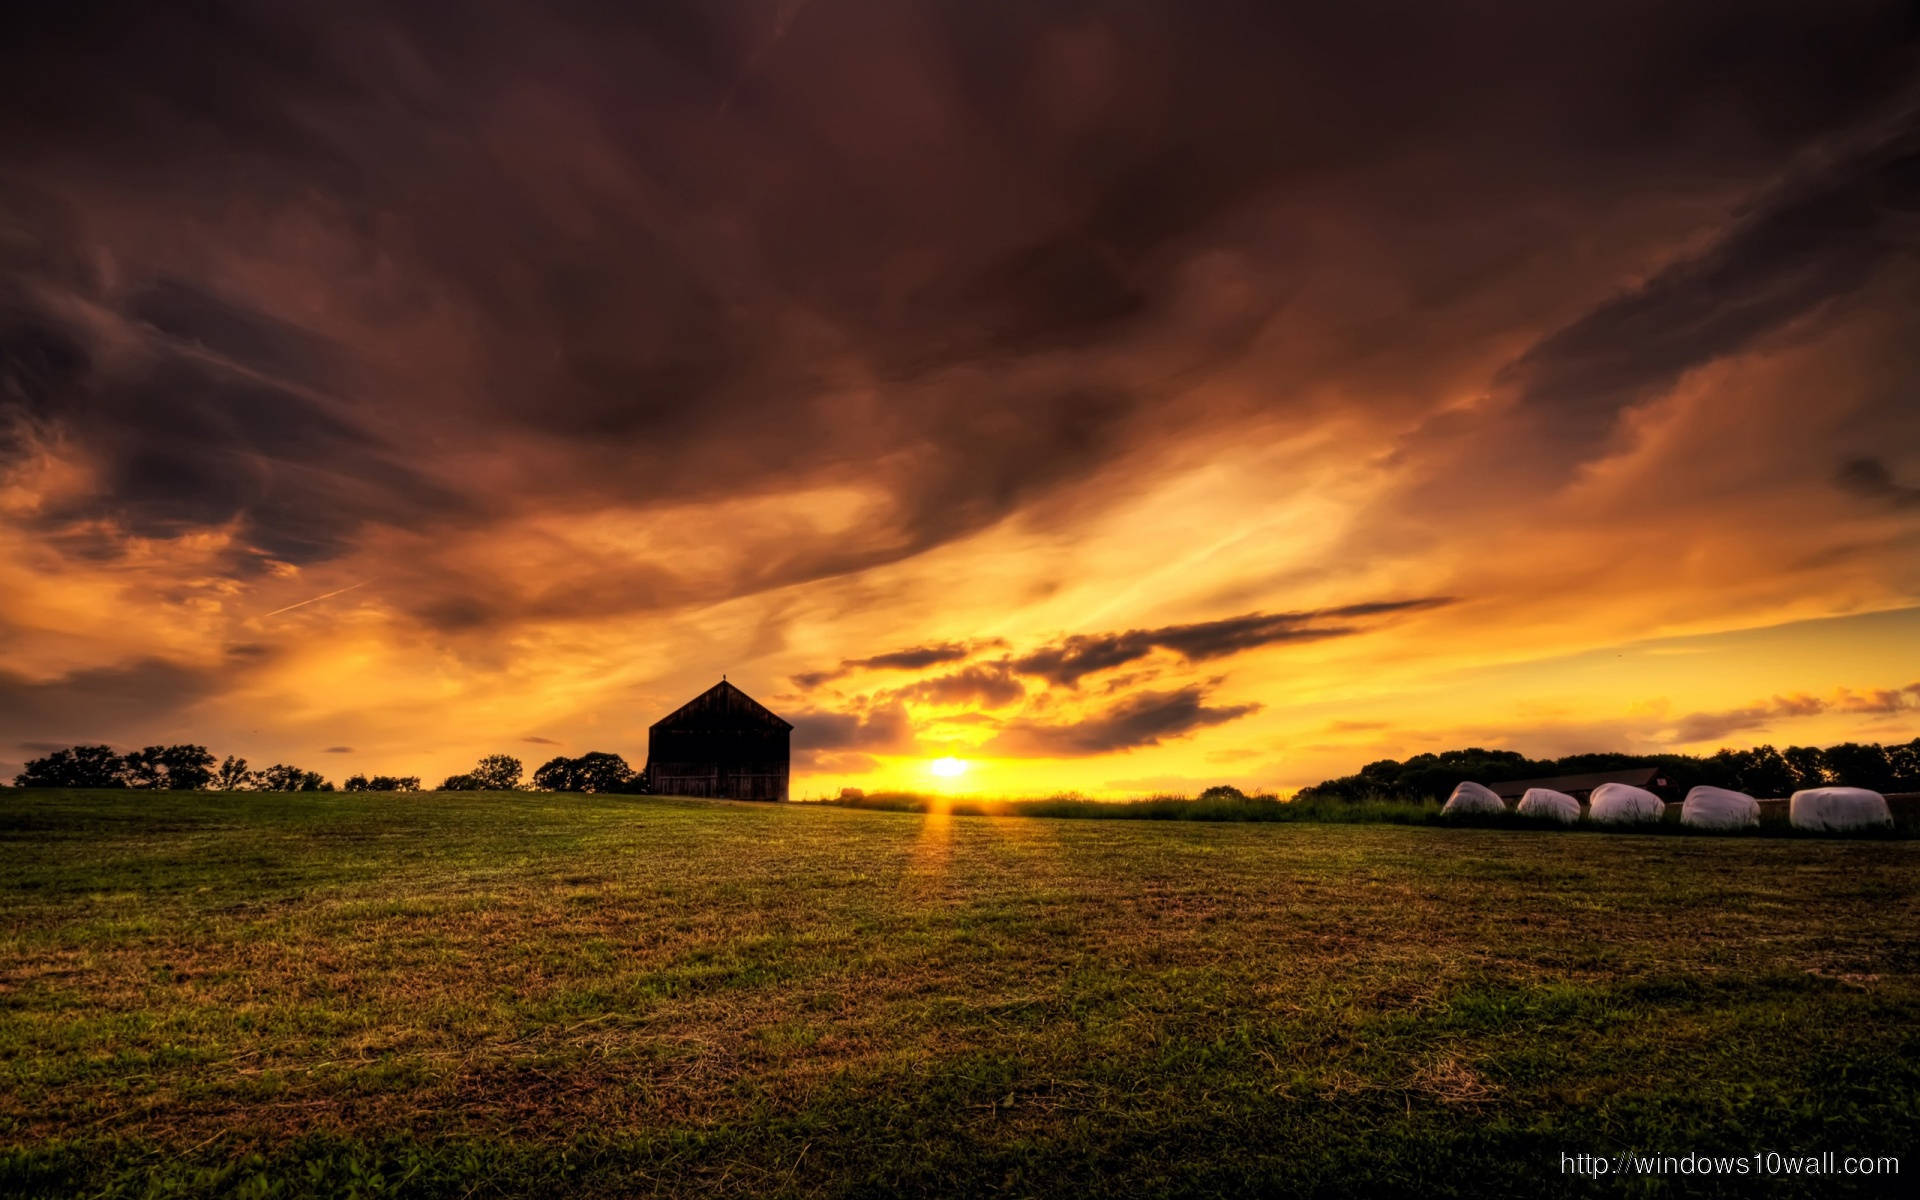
1 3 1916 795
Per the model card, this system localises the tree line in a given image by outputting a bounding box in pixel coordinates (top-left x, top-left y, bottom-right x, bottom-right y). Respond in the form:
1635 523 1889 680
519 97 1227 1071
1296 738 1920 803
12 745 647 794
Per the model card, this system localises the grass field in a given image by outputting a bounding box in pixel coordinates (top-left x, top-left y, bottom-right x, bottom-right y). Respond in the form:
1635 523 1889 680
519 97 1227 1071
2 790 1916 1197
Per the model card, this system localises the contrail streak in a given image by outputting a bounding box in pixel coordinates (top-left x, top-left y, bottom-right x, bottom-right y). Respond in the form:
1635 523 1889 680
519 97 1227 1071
258 579 373 619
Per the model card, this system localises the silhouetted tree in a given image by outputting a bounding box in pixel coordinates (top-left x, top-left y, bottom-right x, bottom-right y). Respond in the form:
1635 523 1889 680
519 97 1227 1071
214 755 254 791
532 752 633 793
342 773 421 792
531 756 573 791
1298 737 1913 804
158 745 215 790
1727 744 1797 797
469 754 523 791
14 745 124 788
113 744 215 790
1198 785 1248 803
439 773 481 791
1888 738 1920 790
1782 745 1830 789
119 746 166 789
258 764 330 792
1822 742 1896 793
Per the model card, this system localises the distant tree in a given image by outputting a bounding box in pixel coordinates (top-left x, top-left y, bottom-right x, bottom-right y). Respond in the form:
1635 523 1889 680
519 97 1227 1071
531 756 574 791
258 764 330 792
1782 745 1830 790
1298 738 1912 805
119 746 167 789
1198 785 1248 803
14 745 125 788
343 773 420 792
1822 742 1896 792
533 751 633 793
214 755 254 791
440 773 481 791
1888 738 1920 790
470 754 523 791
1725 744 1797 798
158 745 215 790
114 744 217 790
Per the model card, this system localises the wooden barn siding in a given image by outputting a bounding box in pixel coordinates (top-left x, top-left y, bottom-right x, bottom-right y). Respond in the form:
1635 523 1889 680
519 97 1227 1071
646 726 789 802
651 768 788 802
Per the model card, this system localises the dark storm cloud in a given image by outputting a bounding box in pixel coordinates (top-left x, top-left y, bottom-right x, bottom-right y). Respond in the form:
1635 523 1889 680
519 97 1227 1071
1013 598 1452 686
0 276 468 565
1836 457 1920 509
2 0 1916 624
0 658 221 738
987 685 1260 757
1502 121 1920 449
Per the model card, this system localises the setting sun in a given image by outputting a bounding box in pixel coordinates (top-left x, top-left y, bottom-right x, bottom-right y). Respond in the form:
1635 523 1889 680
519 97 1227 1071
928 757 969 779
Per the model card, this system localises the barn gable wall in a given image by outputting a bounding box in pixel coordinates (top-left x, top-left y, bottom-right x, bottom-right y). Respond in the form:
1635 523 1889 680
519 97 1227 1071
646 680 791 802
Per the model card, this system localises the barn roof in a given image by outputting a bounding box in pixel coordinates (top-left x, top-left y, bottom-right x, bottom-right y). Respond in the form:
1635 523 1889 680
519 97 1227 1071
650 679 793 731
1490 767 1668 799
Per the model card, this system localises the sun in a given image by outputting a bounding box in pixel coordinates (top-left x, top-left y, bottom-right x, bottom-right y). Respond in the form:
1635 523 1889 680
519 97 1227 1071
928 756 969 779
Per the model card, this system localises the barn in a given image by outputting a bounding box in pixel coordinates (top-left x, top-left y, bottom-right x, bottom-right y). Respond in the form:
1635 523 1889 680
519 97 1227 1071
644 679 792 802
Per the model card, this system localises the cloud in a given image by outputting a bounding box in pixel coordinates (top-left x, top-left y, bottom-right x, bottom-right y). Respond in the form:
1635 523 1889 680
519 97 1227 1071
522 735 561 745
986 684 1261 757
0 281 470 569
320 745 354 754
1832 684 1920 714
1012 598 1451 685
793 750 883 774
888 663 1026 709
0 658 221 741
1501 120 1920 453
1836 457 1920 510
788 702 916 754
1666 682 1920 743
791 640 1003 689
1 2 1917 783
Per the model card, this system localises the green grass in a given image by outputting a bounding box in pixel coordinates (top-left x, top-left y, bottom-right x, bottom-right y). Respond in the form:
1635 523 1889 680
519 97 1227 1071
2 790 1916 1198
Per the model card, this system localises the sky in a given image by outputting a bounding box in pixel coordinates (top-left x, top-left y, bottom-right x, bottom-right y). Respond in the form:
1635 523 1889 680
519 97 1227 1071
2 0 1918 796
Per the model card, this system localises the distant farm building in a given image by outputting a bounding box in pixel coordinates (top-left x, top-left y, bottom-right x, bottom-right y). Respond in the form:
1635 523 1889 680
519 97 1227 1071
645 679 792 802
1491 767 1673 803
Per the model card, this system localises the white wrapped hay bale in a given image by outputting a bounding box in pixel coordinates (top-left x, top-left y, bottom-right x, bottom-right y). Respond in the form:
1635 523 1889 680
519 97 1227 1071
1441 781 1506 815
1789 787 1892 832
1516 787 1580 823
1681 785 1760 830
1589 781 1666 824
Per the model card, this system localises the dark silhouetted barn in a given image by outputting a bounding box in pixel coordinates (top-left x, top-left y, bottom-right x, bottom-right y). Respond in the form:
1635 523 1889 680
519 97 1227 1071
644 679 792 801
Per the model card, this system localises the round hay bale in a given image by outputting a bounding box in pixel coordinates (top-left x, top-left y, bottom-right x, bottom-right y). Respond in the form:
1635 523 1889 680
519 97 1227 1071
1516 786 1580 823
1681 785 1759 830
1589 781 1665 824
1441 781 1505 815
1789 786 1892 832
